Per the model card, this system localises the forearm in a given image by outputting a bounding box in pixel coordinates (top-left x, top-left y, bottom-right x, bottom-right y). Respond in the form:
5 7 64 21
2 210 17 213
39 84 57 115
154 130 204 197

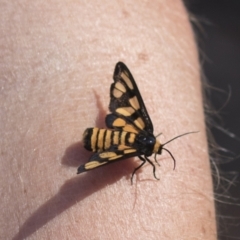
0 0 216 239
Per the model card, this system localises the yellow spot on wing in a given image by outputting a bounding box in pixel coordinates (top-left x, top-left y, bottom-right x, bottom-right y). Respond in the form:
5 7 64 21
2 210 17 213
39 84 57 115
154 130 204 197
124 149 136 154
118 145 131 150
123 125 138 134
85 161 107 170
121 71 133 90
134 117 145 130
109 155 123 160
115 82 126 92
113 118 126 127
113 88 123 98
116 107 135 116
129 96 140 110
112 119 139 134
100 152 117 158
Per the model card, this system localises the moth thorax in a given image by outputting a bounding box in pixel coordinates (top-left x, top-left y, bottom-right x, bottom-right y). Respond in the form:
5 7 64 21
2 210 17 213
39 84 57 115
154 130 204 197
153 140 162 154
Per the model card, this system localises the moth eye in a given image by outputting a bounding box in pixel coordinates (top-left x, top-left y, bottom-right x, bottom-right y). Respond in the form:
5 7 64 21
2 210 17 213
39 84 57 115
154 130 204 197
146 137 155 145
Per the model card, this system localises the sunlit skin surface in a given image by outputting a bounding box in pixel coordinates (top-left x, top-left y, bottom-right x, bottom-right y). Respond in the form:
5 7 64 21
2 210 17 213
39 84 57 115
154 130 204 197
0 0 217 239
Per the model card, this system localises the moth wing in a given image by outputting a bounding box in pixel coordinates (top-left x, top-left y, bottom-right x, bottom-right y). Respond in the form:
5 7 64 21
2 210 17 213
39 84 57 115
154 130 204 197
105 114 140 134
77 145 138 173
106 62 154 134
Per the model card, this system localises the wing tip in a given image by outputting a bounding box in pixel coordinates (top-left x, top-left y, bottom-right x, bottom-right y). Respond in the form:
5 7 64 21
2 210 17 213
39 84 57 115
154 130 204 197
114 62 128 76
77 165 86 174
116 61 125 67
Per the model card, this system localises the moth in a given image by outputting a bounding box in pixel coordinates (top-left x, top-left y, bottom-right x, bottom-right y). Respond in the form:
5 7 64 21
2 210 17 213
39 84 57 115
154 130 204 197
77 62 195 183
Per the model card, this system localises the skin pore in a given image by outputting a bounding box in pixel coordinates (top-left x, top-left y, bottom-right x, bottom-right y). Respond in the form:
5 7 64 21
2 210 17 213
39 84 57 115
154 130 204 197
0 0 217 239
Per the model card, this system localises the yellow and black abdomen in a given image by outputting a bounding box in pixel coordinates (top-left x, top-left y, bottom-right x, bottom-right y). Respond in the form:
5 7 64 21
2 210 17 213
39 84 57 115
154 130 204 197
83 128 137 152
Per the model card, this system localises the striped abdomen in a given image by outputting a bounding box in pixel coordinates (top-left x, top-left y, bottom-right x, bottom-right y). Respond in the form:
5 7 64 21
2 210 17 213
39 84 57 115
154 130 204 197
83 128 137 152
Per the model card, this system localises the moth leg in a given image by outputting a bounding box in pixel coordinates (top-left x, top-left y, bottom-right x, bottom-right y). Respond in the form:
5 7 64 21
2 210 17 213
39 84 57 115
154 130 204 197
131 156 146 184
145 155 160 181
154 153 161 167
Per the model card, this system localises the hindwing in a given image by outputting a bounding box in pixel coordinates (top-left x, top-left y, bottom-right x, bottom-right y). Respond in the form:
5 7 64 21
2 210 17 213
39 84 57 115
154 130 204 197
77 145 138 173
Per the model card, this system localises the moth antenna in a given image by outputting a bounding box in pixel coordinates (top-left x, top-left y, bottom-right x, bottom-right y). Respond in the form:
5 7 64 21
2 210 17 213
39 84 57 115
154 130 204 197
162 131 198 147
155 133 162 138
160 131 198 170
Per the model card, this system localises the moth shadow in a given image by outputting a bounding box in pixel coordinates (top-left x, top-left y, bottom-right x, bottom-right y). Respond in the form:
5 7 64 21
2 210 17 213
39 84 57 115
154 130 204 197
93 90 107 128
12 89 143 240
61 90 107 168
61 140 91 167
13 159 139 240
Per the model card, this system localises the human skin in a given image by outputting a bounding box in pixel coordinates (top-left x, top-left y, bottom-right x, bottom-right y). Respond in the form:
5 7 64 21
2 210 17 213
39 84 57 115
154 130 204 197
0 0 217 239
